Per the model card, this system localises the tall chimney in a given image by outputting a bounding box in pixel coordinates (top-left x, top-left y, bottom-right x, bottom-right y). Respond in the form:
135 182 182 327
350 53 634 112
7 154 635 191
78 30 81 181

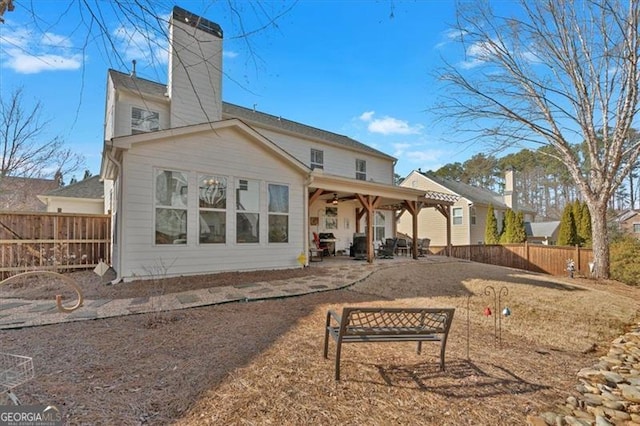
168 6 223 127
504 167 517 211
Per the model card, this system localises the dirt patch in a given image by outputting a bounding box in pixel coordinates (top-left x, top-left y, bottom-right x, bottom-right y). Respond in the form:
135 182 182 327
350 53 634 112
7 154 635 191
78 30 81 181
0 267 329 300
1 261 639 425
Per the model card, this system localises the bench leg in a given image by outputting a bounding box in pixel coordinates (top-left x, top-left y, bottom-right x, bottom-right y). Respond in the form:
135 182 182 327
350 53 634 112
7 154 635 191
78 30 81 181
439 341 446 371
335 340 343 380
416 341 422 355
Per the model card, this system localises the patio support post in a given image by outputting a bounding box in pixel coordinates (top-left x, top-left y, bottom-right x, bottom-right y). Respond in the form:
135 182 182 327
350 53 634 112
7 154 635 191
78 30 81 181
402 200 420 260
355 194 379 263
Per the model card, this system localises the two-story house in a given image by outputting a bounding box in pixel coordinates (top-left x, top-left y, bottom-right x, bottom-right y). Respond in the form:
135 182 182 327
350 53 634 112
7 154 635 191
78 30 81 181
398 169 534 246
100 6 451 282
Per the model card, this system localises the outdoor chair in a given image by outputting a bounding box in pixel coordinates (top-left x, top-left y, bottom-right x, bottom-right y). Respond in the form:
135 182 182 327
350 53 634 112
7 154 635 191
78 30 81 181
313 232 331 256
418 238 431 257
378 238 397 259
396 238 410 256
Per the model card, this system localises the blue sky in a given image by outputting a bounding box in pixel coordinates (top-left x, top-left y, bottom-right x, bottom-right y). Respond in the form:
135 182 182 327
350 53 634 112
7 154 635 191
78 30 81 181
0 1 481 181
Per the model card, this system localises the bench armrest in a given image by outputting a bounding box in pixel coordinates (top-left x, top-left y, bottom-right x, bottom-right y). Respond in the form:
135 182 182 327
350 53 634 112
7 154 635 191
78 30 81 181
326 309 342 326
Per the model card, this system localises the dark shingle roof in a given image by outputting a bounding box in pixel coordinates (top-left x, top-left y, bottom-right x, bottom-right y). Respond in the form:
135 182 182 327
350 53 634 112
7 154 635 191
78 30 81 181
421 172 507 208
108 69 394 160
45 176 103 199
0 177 59 211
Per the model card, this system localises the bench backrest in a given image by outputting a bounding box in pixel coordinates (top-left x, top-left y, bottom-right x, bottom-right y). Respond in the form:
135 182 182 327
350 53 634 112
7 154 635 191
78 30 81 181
340 307 454 337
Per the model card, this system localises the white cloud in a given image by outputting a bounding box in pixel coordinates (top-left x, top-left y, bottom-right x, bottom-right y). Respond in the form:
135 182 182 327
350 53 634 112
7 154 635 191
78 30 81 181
405 149 445 163
357 111 422 135
113 25 168 65
435 28 465 49
359 111 375 122
368 116 423 135
0 28 82 74
223 50 239 59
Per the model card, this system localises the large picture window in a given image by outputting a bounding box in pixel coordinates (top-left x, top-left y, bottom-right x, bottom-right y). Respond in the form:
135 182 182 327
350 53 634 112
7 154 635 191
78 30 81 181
236 178 260 243
199 174 227 244
155 169 188 244
132 107 159 134
374 211 385 241
268 184 289 243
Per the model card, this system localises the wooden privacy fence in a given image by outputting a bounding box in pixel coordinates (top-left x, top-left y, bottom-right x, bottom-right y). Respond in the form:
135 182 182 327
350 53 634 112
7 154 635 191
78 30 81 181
430 243 594 277
0 212 111 278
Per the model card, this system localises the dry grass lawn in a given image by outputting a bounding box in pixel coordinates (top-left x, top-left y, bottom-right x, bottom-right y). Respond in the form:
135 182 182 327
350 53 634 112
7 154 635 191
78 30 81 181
1 259 639 425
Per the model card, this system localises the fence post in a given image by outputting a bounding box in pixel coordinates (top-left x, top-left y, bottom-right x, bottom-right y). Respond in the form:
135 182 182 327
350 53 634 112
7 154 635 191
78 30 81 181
525 241 530 271
576 245 581 274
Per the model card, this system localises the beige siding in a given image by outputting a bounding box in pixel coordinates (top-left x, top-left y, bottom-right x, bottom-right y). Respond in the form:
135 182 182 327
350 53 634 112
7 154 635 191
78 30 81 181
255 128 394 184
118 126 305 280
45 198 103 214
398 171 474 245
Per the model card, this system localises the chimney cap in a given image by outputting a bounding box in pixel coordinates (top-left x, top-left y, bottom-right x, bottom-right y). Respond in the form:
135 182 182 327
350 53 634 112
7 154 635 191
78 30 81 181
172 6 223 39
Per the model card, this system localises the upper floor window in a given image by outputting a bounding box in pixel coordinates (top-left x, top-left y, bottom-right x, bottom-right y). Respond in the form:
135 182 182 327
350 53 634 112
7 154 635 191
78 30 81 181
452 207 463 225
268 184 289 243
132 107 159 134
633 223 640 233
155 169 188 244
470 207 477 225
311 149 324 170
356 159 366 180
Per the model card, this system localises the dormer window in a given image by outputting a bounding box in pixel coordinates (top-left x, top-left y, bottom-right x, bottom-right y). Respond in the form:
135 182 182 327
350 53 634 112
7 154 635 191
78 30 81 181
356 159 366 180
132 107 159 134
311 149 324 170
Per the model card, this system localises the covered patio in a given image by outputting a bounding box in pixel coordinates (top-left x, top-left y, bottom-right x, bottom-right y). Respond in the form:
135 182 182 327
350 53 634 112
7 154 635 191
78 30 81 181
306 172 458 263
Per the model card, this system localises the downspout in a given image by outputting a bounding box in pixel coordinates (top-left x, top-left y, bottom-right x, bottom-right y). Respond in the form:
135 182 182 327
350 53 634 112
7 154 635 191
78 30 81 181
304 174 314 266
105 145 123 284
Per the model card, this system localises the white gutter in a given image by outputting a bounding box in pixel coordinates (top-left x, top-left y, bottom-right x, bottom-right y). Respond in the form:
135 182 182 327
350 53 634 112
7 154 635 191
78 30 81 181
105 145 123 285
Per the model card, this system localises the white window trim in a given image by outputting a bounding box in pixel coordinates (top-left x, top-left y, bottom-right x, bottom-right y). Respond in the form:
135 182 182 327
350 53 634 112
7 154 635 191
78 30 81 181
311 148 324 170
132 106 160 134
452 207 463 226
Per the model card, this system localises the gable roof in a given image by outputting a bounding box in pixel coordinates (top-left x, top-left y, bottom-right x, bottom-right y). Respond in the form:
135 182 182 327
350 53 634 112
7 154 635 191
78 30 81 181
107 69 394 160
43 175 104 199
419 172 507 208
616 209 639 223
525 221 560 237
0 176 60 211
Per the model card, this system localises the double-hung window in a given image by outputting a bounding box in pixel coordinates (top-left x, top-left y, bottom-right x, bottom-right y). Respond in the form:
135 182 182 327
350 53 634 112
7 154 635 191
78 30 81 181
155 169 188 244
633 223 640 233
198 174 227 244
268 184 289 243
356 159 366 180
452 207 463 225
236 178 260 243
311 149 324 170
132 107 159 134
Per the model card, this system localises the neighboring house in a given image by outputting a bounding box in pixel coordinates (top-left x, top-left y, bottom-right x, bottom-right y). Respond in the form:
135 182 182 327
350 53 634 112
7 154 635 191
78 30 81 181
0 176 61 212
100 6 452 282
615 209 640 238
525 221 561 245
37 176 104 214
398 169 535 246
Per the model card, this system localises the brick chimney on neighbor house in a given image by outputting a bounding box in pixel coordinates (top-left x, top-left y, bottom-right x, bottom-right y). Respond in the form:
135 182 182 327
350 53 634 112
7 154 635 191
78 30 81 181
168 6 223 128
504 167 518 211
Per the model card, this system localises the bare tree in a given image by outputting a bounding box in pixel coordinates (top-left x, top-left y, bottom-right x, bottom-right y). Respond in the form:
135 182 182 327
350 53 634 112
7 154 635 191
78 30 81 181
437 0 640 279
0 88 83 179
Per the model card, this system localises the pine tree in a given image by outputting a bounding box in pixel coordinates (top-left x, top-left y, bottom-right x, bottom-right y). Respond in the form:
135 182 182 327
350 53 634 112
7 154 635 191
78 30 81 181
513 211 527 243
558 204 578 246
579 202 592 247
500 209 516 243
572 200 584 246
485 204 500 244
